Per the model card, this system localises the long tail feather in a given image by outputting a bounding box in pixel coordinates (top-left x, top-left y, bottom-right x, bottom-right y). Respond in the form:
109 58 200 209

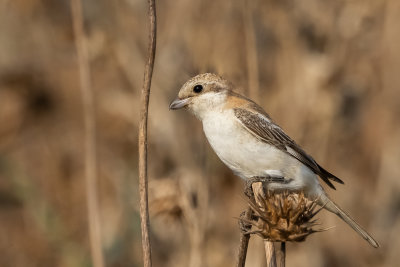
318 194 379 248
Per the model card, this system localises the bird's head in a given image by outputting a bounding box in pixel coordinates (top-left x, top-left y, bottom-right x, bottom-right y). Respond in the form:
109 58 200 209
169 73 232 119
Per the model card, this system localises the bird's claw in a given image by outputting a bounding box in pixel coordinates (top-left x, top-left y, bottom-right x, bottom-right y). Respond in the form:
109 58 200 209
244 175 292 198
238 211 255 233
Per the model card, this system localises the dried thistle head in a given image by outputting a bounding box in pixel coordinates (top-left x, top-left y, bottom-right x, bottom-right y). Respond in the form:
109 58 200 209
149 178 183 222
243 191 325 242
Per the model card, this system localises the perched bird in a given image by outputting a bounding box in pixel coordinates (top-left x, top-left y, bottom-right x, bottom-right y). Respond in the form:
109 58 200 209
169 73 379 248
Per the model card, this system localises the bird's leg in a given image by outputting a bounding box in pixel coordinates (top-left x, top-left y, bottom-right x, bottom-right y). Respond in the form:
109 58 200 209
238 211 251 233
238 209 258 233
245 175 292 198
245 176 271 197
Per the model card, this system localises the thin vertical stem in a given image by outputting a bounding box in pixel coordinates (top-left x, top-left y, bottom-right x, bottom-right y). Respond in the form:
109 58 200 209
70 1 104 267
243 0 260 100
138 0 157 266
236 207 253 267
265 241 277 267
251 182 277 267
278 242 286 267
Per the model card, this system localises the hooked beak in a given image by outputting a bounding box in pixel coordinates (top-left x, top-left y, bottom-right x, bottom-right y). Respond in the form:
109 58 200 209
169 97 190 110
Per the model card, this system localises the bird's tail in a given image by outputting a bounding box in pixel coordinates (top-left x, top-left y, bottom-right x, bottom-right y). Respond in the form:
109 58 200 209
318 194 379 248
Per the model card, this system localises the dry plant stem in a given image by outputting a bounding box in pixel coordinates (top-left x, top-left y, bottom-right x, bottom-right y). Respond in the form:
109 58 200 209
278 242 286 267
181 175 208 267
138 0 156 266
265 242 277 267
70 1 104 267
251 182 277 267
236 206 253 267
243 0 260 99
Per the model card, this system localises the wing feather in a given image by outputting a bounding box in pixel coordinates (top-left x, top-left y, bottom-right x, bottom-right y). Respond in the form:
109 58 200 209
233 107 344 189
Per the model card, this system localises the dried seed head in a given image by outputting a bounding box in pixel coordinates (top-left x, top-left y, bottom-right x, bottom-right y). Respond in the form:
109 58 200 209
149 178 183 222
243 191 325 242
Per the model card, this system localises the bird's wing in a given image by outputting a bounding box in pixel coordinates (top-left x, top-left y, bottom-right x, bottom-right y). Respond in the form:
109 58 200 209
233 107 343 189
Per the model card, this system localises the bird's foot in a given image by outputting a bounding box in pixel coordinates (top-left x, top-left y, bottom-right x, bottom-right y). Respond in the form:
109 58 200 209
238 210 257 234
244 175 292 198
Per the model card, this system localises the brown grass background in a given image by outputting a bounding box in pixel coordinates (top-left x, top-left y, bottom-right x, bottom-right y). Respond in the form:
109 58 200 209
0 0 399 266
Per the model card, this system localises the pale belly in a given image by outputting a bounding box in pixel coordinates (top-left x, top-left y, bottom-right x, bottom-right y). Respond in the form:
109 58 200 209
202 110 320 192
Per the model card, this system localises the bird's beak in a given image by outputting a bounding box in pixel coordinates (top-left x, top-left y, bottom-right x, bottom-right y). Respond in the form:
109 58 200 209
169 97 190 110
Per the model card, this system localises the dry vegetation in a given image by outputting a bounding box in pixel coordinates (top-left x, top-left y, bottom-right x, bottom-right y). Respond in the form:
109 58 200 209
0 0 399 266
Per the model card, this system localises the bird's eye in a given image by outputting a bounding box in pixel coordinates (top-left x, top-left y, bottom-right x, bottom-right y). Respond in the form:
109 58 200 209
193 84 203 93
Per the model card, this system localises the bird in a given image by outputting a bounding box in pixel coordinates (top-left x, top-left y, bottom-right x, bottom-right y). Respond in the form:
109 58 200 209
169 73 379 248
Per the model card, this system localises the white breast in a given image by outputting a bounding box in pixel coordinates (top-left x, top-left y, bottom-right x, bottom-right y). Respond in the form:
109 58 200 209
201 109 319 192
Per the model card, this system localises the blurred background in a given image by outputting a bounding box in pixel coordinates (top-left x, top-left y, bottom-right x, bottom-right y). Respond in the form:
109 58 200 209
0 0 399 266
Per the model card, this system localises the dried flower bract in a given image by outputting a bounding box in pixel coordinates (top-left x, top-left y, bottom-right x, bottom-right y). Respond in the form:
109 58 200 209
243 191 325 242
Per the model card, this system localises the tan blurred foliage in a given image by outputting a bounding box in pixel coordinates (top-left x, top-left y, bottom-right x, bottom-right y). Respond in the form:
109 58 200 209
0 0 399 266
